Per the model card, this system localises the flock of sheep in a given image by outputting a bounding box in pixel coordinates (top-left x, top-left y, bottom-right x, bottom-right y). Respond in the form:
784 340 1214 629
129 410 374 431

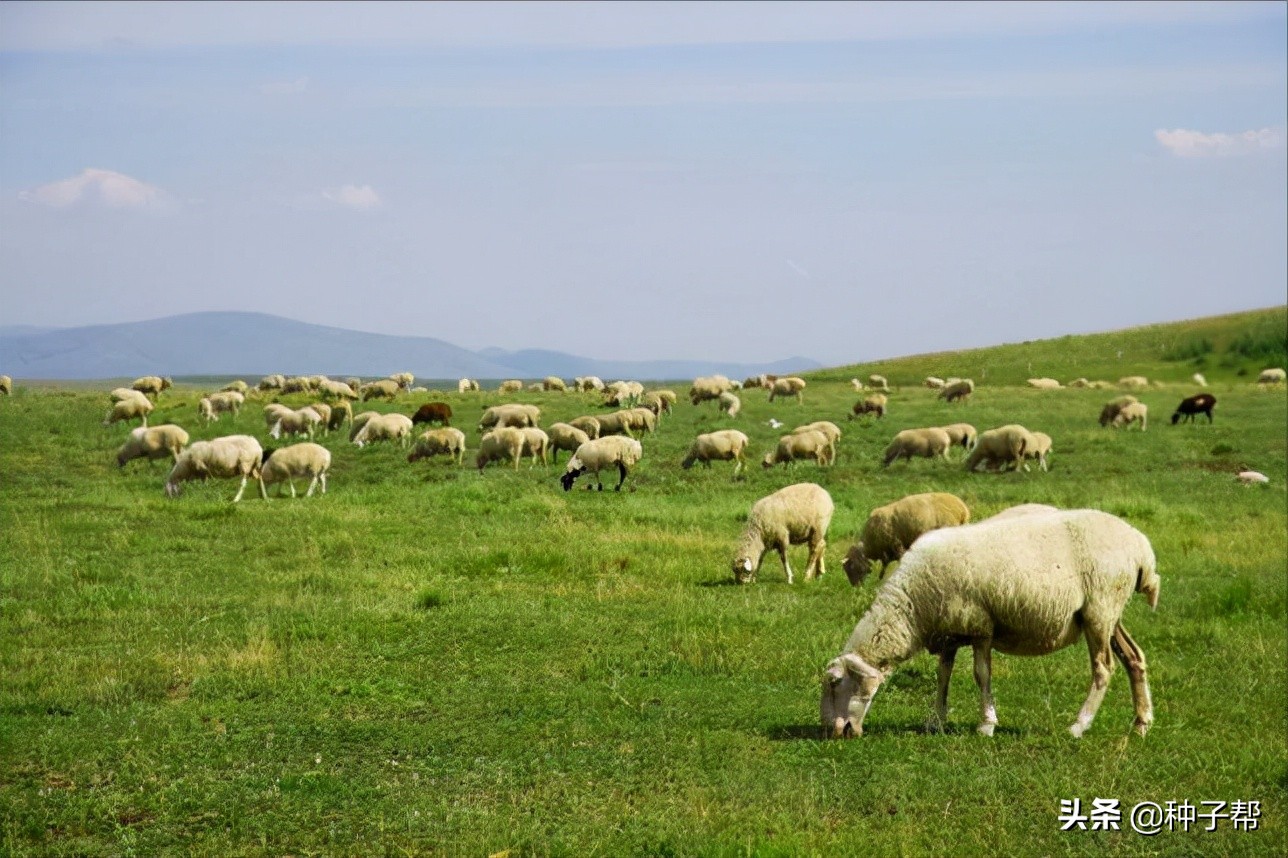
30 361 1285 739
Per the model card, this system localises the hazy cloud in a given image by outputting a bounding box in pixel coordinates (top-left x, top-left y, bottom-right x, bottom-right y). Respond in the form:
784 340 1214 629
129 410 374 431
1155 127 1285 158
18 168 175 212
322 184 382 211
259 76 310 95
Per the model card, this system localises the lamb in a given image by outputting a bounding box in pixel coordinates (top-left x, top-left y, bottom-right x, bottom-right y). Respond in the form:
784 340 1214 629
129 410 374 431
1191 373 1208 387
560 435 643 491
258 442 332 498
497 379 524 394
411 401 453 426
938 379 974 403
221 380 249 395
689 374 733 406
479 403 541 431
882 427 952 467
820 508 1159 738
1098 395 1139 427
164 435 264 502
0 374 10 396
1257 368 1286 385
477 427 526 471
361 379 401 401
519 427 550 466
731 483 834 584
198 390 244 423
352 412 414 448
407 427 468 465
681 429 750 477
849 393 887 421
1171 393 1216 425
269 406 322 440
792 421 841 465
116 424 190 468
568 415 601 440
924 376 945 389
762 429 831 468
103 396 154 428
963 424 1034 472
458 378 480 393
1111 402 1148 432
868 374 889 391
1119 375 1150 390
131 375 173 398
939 422 977 454
717 391 741 418
390 372 415 391
841 492 971 586
768 376 807 404
1026 378 1061 390
546 423 591 464
542 376 567 392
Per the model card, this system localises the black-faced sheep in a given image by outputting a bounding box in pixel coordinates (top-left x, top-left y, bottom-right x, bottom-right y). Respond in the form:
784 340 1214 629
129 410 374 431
681 429 750 477
258 442 331 498
821 508 1158 739
407 427 468 465
882 428 951 467
116 424 190 468
165 435 263 502
560 435 643 491
732 483 834 585
842 492 971 586
1172 393 1216 424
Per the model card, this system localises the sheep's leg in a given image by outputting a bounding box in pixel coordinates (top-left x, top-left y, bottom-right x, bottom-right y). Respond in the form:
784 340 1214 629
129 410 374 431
927 648 958 732
1111 623 1153 736
805 533 826 580
972 643 998 736
1070 619 1115 738
287 478 298 499
232 475 249 503
258 477 269 500
306 474 319 497
613 462 627 491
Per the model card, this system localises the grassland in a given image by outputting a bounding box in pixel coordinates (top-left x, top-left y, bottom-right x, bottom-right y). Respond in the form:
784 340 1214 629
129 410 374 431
1 308 1285 856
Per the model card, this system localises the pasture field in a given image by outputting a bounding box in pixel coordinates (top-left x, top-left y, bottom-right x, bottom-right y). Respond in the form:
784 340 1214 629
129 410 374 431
2 314 1286 856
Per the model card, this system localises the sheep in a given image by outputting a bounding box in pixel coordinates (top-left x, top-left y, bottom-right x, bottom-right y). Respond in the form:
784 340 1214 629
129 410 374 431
981 503 1061 522
820 508 1159 739
327 400 354 432
768 376 807 404
689 374 733 406
542 376 567 392
116 424 190 468
743 374 769 389
681 429 751 477
353 412 414 448
458 378 480 393
939 422 977 454
519 427 550 466
164 435 263 502
307 402 333 434
1098 395 1139 428
0 374 10 396
319 379 358 400
361 379 401 401
568 415 601 440
269 406 323 440
131 375 173 398
407 427 468 465
546 423 591 464
1191 373 1208 387
882 428 952 467
281 376 314 394
103 396 153 428
963 424 1034 472
1172 393 1216 425
560 435 643 491
653 389 677 414
390 372 415 391
849 393 887 421
198 390 244 423
603 380 645 407
527 383 544 393
221 380 249 395
868 374 889 391
1257 368 1286 385
1238 470 1270 485
621 407 657 435
849 378 864 392
792 421 841 465
263 402 294 430
1067 377 1092 388
639 392 668 419
348 410 381 442
574 376 604 392
1026 378 1061 390
590 410 636 438
258 442 332 498
411 401 453 426
762 429 831 469
1119 375 1150 390
257 374 285 393
476 427 526 471
923 376 945 389
1021 431 1054 471
479 403 541 431
841 492 971 586
1111 402 1148 432
731 483 834 585
938 379 974 403
110 387 151 405
498 379 524 394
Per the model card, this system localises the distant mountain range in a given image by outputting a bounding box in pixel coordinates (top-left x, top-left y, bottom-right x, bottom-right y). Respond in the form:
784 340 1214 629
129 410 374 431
0 312 820 381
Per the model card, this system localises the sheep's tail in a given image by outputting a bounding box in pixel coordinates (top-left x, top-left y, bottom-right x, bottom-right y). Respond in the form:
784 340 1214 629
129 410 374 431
1135 562 1160 611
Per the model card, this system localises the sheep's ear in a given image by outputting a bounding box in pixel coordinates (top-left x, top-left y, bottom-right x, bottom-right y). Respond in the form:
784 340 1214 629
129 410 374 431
824 660 846 685
839 652 882 683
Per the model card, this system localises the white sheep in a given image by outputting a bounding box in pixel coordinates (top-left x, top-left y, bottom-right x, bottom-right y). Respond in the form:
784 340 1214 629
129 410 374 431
689 374 733 406
602 380 645 407
348 410 381 441
0 374 12 396
546 423 591 464
307 401 332 435
1257 368 1286 385
731 483 834 585
497 379 524 394
542 376 567 392
257 374 285 393
110 387 150 405
390 372 415 391
821 508 1159 738
1237 470 1270 485
792 421 841 465
407 427 468 465
1022 431 1053 472
281 376 314 394
458 378 481 393
131 375 173 398
270 406 322 440
717 391 741 418
868 374 889 391
259 442 332 498
743 374 769 389
198 390 245 423
938 379 974 403
849 378 864 392
574 376 605 392
768 376 807 404
1111 401 1148 432
352 412 414 448
479 403 541 431
882 428 951 467
849 393 887 421
476 427 526 471
560 435 643 491
963 424 1034 472
842 492 971 585
327 400 354 432
1026 378 1061 390
165 435 263 502
1067 377 1093 388
654 389 678 414
361 379 401 401
939 422 977 454
221 380 250 395
923 376 945 389
589 410 636 438
568 416 602 440
1098 395 1140 427
116 424 190 468
621 407 657 435
681 429 750 477
1119 375 1150 390
527 383 544 393
319 379 358 400
103 396 154 428
762 429 831 469
519 427 550 466
1191 373 1208 387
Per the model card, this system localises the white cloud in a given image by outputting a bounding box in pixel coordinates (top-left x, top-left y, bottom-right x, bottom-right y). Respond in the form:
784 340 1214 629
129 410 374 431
259 76 310 95
18 168 175 211
1155 127 1285 158
322 184 382 212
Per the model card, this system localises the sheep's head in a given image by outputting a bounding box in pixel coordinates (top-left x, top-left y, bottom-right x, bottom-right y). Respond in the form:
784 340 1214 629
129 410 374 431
820 653 884 739
560 466 585 492
761 452 776 469
842 543 871 587
731 555 757 584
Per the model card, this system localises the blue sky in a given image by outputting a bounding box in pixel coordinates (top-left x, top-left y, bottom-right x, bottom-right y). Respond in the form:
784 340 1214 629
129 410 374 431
1 1 1284 366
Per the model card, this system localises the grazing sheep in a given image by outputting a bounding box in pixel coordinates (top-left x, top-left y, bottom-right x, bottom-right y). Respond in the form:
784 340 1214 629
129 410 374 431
1022 431 1054 471
0 374 10 396
939 423 977 454
639 392 667 419
603 380 645 407
353 412 414 448
1257 368 1286 385
458 378 480 393
221 380 249 395
361 379 401 401
198 390 244 423
882 428 952 467
732 483 834 584
717 391 741 418
1027 378 1061 390
269 406 323 440
560 435 643 491
1119 375 1150 390
981 503 1061 522
842 492 971 586
743 374 769 389
319 379 358 400
110 387 151 405
681 429 751 477
821 508 1159 738
498 379 524 394
131 375 173 398
262 402 293 429
1098 395 1140 428
689 374 734 406
1111 402 1148 432
527 383 544 393
591 410 636 438
307 402 332 435
546 423 591 464
116 424 190 468
768 376 807 404
1191 373 1208 387
280 376 314 394
654 389 677 414
938 379 974 403
165 435 263 502
568 415 602 440
407 427 468 465
348 410 381 442
257 374 285 393
792 421 841 465
574 376 605 392
479 403 541 431
1237 470 1270 485
542 376 567 392
411 401 453 426
1067 377 1092 388
103 396 154 428
850 393 888 421
390 372 415 391
849 378 864 392
519 427 550 466
963 424 1034 472
258 442 332 498
868 374 889 391
327 400 353 432
924 376 945 389
1172 393 1216 425
477 427 526 471
622 407 657 435
763 429 831 469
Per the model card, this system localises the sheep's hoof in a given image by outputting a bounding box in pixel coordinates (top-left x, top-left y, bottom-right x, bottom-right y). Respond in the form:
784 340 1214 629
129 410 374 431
1133 718 1151 737
924 716 947 734
977 723 996 737
1069 723 1086 739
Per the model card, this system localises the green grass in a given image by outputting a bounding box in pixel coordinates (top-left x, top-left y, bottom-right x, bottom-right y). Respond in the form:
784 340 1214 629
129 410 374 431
2 308 1286 856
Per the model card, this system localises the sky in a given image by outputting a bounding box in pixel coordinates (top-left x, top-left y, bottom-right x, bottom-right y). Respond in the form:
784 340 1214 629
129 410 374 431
1 1 1284 367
